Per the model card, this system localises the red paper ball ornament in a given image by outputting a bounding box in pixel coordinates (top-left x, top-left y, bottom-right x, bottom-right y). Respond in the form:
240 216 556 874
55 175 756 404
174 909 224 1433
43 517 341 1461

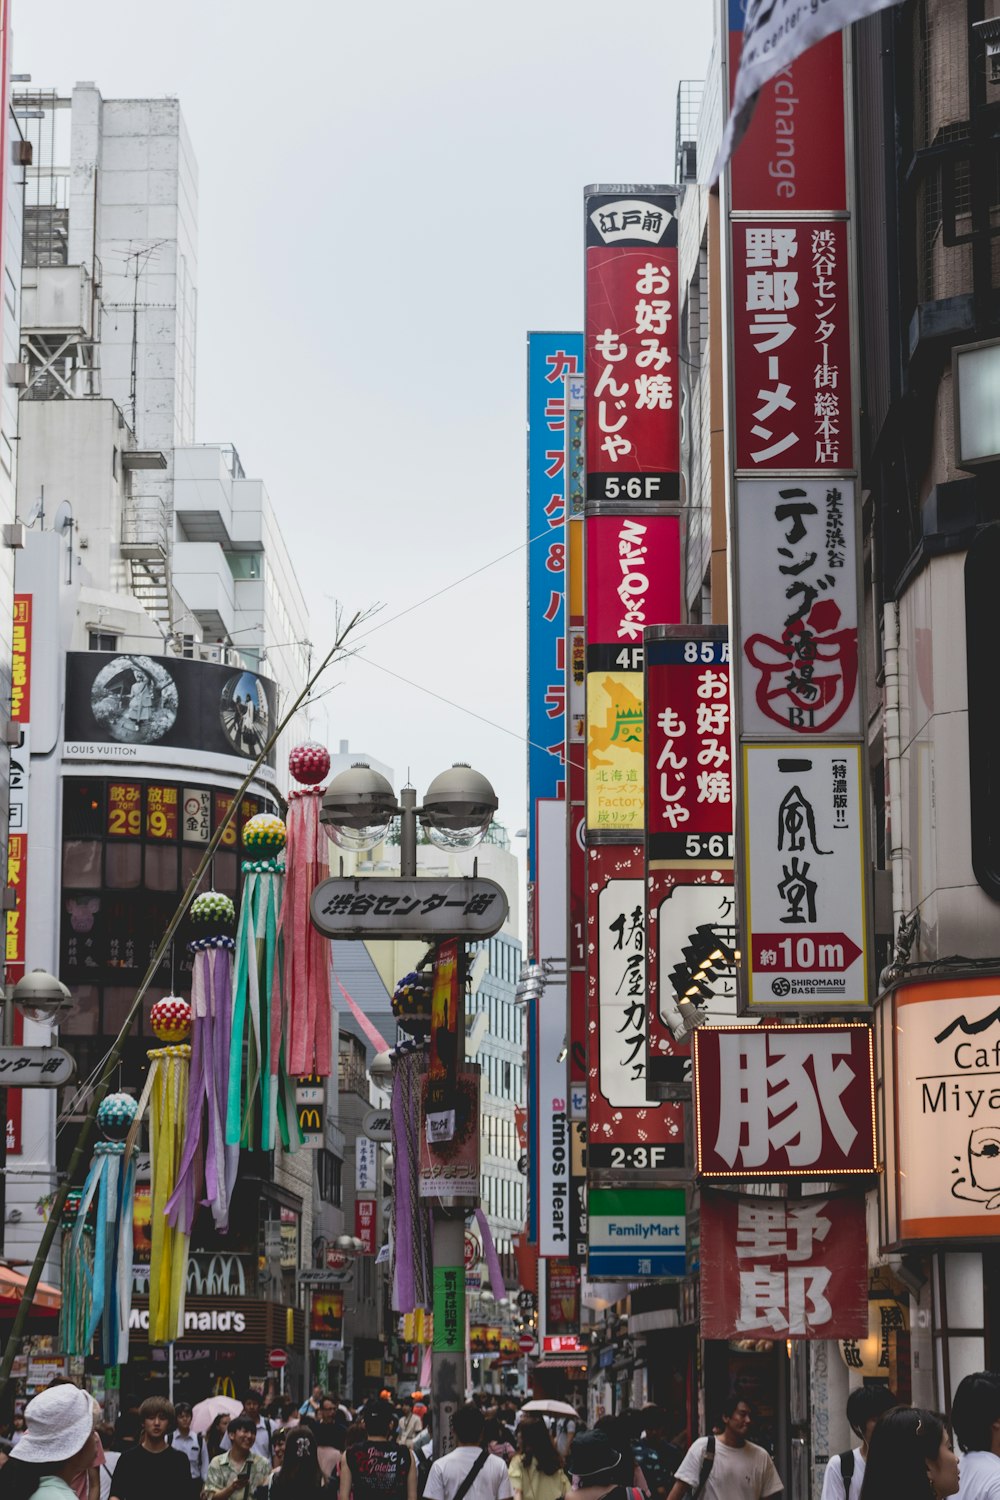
289 742 331 786
150 995 192 1044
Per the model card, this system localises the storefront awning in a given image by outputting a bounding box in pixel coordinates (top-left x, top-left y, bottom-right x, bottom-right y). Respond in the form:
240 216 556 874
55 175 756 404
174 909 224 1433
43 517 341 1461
530 1354 587 1369
0 1265 61 1314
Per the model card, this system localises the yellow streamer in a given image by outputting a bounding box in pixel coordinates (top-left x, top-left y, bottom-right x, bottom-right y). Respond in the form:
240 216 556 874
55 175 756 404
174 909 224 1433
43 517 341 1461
148 1044 191 1344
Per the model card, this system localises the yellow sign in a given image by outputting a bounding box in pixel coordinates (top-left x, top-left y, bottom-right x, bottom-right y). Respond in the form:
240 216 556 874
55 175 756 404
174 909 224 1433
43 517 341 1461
586 669 644 832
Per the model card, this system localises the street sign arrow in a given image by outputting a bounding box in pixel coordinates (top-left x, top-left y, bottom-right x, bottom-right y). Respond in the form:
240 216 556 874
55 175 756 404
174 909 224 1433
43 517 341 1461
750 933 863 973
310 876 509 941
0 1046 76 1087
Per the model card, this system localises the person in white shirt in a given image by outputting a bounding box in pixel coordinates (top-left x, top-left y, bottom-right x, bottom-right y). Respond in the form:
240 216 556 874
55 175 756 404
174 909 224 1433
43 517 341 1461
169 1404 209 1491
422 1405 512 1500
953 1372 1000 1500
667 1395 782 1500
820 1385 899 1500
220 1392 274 1464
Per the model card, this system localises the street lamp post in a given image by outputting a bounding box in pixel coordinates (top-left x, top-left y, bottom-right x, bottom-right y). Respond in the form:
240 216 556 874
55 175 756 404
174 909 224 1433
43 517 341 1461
320 762 499 1450
0 970 74 1257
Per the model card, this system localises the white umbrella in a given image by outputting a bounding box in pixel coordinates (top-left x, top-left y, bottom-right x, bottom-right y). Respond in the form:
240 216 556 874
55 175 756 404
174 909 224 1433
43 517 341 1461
191 1395 243 1435
520 1399 579 1418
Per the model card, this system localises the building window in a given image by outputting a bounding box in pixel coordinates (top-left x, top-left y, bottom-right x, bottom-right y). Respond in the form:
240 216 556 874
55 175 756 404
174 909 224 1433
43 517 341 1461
317 1150 342 1206
89 631 118 652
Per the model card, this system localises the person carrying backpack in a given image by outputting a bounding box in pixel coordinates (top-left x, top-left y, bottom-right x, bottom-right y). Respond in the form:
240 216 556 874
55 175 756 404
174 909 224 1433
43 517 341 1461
666 1396 781 1500
820 1388 898 1500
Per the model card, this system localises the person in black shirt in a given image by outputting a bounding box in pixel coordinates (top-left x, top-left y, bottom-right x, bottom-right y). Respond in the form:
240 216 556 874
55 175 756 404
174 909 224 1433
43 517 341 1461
108 1398 190 1500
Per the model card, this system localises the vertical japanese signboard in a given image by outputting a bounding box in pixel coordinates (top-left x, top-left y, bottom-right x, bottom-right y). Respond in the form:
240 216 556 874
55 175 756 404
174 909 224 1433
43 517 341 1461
736 479 860 736
527 331 583 888
587 844 683 1171
700 1186 867 1340
585 513 681 835
644 628 737 1097
721 2 869 1013
742 744 869 1008
5 595 31 1156
584 189 680 502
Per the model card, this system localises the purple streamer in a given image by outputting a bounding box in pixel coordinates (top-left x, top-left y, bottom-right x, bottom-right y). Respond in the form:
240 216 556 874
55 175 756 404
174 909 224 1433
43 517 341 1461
391 1067 416 1313
474 1207 506 1301
167 945 238 1234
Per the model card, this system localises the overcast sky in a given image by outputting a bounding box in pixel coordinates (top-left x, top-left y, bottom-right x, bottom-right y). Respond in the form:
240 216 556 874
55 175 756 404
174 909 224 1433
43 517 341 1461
15 1 715 845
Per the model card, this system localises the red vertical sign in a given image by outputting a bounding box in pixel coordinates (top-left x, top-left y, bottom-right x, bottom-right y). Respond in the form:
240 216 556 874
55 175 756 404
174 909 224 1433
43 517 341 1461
585 190 681 503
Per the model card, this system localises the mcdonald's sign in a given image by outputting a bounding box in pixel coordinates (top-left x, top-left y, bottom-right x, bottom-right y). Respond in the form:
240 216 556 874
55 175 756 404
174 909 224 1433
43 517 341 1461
296 1075 324 1148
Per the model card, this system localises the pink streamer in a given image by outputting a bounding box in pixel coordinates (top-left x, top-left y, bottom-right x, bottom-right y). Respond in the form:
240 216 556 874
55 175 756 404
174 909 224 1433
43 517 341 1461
419 1347 432 1389
335 976 391 1055
276 788 333 1077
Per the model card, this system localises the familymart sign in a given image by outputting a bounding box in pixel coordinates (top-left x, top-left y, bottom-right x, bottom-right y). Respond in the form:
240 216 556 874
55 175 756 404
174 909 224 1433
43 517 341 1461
587 1186 686 1278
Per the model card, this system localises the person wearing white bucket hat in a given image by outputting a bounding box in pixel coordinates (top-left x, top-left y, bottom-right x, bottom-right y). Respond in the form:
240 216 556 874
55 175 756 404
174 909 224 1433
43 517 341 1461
0 1384 97 1500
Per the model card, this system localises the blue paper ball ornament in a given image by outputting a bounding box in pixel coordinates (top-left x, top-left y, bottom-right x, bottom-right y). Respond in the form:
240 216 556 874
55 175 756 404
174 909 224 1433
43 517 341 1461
97 1091 138 1140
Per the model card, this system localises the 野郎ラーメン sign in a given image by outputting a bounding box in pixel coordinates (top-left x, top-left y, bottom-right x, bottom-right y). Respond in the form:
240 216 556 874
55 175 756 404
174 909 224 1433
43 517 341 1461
693 1024 876 1176
587 844 683 1171
700 1187 867 1340
736 480 860 736
878 977 1000 1244
741 743 869 1009
644 631 732 861
730 220 853 474
585 515 681 835
585 189 680 503
588 1186 686 1279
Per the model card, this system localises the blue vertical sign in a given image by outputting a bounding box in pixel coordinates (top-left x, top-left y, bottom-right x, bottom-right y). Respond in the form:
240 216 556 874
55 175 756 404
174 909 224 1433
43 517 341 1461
527 332 583 886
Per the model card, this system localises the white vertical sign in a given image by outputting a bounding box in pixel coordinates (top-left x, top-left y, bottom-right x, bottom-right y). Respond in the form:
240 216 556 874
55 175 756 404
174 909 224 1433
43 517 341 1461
742 744 869 1009
536 799 570 1259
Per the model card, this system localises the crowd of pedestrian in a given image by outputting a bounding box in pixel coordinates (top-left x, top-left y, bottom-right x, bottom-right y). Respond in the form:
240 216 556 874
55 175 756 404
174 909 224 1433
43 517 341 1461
1 1370 997 1500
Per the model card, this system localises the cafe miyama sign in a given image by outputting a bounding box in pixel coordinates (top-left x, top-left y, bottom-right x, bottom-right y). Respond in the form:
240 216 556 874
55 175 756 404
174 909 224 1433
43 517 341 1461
879 976 1000 1244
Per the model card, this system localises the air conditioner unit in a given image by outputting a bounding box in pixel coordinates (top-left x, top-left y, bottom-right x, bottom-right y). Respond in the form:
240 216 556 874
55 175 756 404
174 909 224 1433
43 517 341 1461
179 634 197 660
6 363 27 387
199 644 224 664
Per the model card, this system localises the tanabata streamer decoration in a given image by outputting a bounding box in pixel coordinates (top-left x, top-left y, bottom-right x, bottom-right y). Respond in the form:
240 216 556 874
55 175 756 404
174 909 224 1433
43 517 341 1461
131 998 192 1344
228 815 298 1150
71 1091 138 1366
392 970 433 1037
279 746 333 1077
59 1188 92 1357
168 892 238 1233
391 1040 432 1315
